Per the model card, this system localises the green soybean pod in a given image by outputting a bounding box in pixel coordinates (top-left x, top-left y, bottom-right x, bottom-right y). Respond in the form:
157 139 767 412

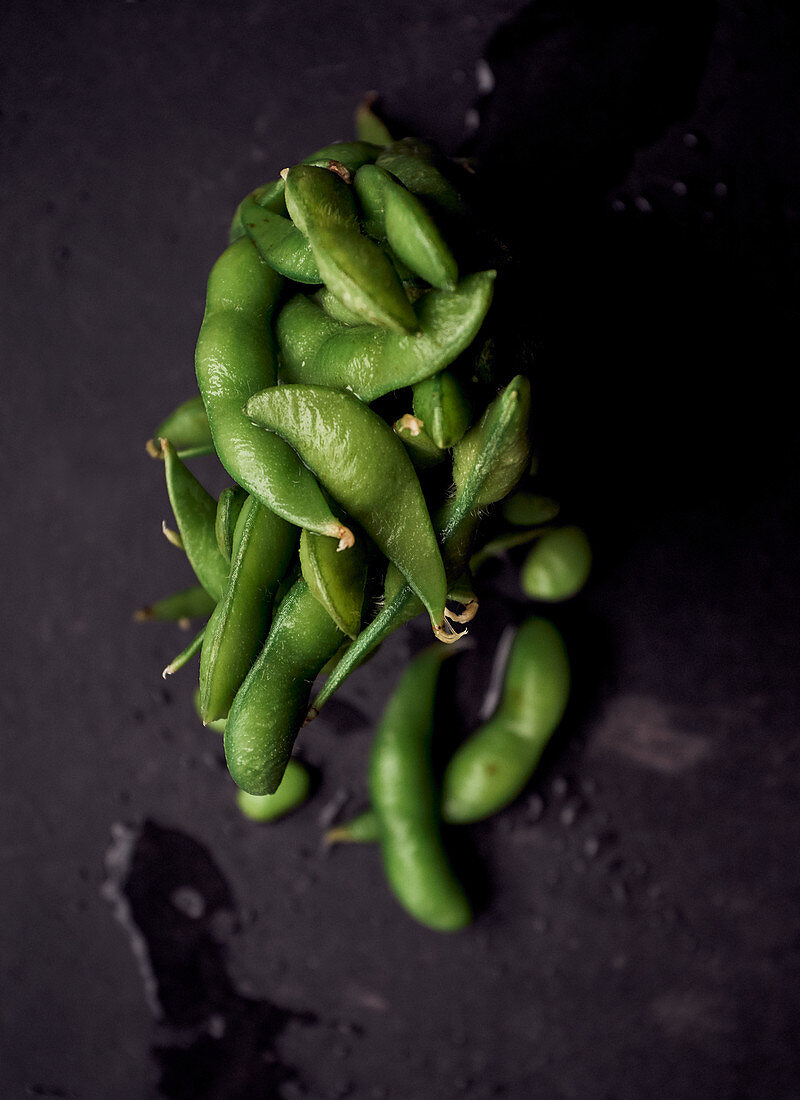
224 578 345 795
313 375 532 710
354 164 458 290
470 528 544 573
301 140 383 175
245 385 447 632
299 529 367 639
236 760 311 822
354 94 393 146
193 686 226 734
393 414 447 469
240 190 321 284
162 439 229 601
276 270 495 402
501 492 560 527
442 617 570 823
229 181 287 245
134 585 216 624
312 286 368 327
376 139 465 215
284 165 417 334
195 237 353 549
215 486 248 563
369 646 471 932
199 496 298 723
147 395 214 458
521 525 592 602
412 371 471 450
326 809 380 845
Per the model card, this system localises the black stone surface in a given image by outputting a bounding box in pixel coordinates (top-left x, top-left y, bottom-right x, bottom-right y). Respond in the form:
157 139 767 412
2 1 798 1097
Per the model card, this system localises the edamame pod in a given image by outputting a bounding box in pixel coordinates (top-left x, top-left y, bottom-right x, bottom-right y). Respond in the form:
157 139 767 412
521 525 592 601
134 584 216 624
245 384 447 631
412 371 471 450
284 165 417 333
240 190 321 284
470 527 545 573
199 496 298 723
313 377 532 710
369 647 471 932
312 286 368 327
355 164 458 290
276 270 495 402
501 492 560 527
442 617 570 822
195 237 353 549
299 528 367 639
215 486 248 562
376 139 465 214
224 579 345 795
236 759 311 822
393 414 446 469
147 395 214 458
162 439 229 601
301 140 383 175
354 95 393 146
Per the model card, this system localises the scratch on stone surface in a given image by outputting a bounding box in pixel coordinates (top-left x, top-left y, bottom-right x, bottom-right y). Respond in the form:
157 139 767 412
589 694 712 773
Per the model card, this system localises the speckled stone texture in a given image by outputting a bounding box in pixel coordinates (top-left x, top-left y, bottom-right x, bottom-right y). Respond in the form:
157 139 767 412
2 1 798 1097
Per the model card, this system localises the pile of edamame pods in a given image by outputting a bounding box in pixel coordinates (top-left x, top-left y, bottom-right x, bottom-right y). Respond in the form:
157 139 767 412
137 99 591 930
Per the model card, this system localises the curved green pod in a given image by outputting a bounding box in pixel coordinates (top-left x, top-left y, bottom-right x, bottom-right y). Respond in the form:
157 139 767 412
245 384 447 631
369 646 471 932
162 440 229 601
276 270 495 402
199 496 298 723
412 370 471 450
284 165 417 333
442 617 570 822
301 140 383 175
521 525 592 602
501 492 560 528
224 579 345 795
240 190 321 284
393 414 446 469
134 584 216 624
354 164 458 290
236 759 311 822
376 139 465 214
194 237 353 549
354 96 393 146
299 528 367 639
147 394 213 458
312 376 532 711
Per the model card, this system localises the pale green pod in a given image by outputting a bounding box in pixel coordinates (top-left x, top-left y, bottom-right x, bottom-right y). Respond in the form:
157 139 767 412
501 492 560 528
236 760 311 822
521 526 592 602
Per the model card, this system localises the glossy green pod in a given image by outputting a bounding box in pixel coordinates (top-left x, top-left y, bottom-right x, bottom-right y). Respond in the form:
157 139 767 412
199 496 298 723
301 140 383 175
147 395 213 458
215 486 248 562
313 376 532 711
276 270 495 402
412 371 471 449
240 190 321 284
442 617 570 822
162 439 229 601
245 385 447 631
354 164 458 290
393 414 447 469
134 584 216 624
236 759 311 822
284 164 417 333
376 139 465 214
521 525 592 602
224 579 345 795
369 646 471 932
299 528 367 639
194 237 353 549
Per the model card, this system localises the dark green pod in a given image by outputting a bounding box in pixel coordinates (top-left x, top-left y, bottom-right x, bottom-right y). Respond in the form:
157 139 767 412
393 414 447 469
224 579 345 795
240 190 321 284
147 395 213 458
376 139 465 214
134 584 216 624
162 440 229 601
412 371 471 450
215 486 248 562
299 528 367 639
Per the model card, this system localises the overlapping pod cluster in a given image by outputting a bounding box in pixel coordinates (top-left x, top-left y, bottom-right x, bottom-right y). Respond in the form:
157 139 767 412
137 101 590 848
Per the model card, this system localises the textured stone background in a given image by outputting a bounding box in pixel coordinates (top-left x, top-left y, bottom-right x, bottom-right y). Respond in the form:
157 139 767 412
2 1 798 1097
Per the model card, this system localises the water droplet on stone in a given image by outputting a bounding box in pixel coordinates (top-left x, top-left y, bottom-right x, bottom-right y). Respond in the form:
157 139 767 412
633 196 652 214
683 132 699 148
713 181 728 197
170 886 205 919
672 181 688 196
583 836 600 859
